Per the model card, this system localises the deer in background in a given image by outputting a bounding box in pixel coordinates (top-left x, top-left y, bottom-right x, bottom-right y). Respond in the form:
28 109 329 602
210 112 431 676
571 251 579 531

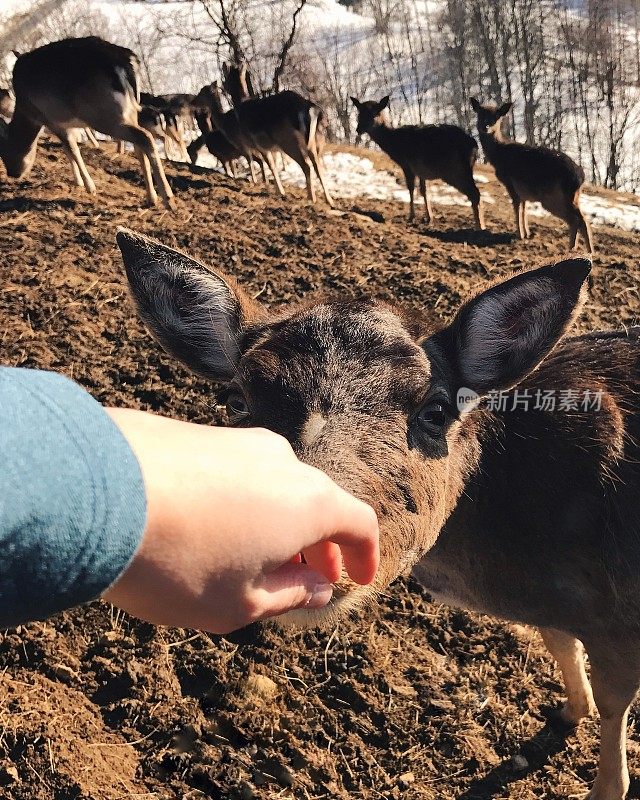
187 82 241 176
471 98 593 252
197 81 268 185
120 226 640 800
0 37 174 209
351 95 484 229
221 62 334 206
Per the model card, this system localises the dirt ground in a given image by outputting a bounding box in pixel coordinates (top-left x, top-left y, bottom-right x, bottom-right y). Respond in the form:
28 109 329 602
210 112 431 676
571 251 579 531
1 139 640 800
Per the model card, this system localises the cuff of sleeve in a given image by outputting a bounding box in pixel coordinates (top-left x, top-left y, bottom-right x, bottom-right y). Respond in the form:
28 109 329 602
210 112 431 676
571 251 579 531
0 368 147 626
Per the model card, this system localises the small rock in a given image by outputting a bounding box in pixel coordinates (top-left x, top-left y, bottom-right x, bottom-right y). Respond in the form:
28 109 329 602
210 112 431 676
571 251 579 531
242 673 278 701
399 771 415 787
51 662 77 682
239 782 255 800
510 754 529 771
0 765 20 785
274 765 295 788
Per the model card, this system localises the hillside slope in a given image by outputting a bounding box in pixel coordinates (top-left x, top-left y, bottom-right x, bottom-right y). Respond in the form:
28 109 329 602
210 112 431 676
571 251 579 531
1 141 639 800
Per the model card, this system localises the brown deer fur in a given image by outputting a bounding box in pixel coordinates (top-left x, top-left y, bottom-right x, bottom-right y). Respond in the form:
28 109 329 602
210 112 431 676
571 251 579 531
187 83 241 176
0 37 174 209
471 97 593 253
119 227 640 800
351 95 484 229
221 62 334 206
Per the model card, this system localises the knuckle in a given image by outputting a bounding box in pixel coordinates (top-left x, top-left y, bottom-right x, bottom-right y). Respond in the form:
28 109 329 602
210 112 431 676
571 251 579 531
256 428 293 455
239 592 263 624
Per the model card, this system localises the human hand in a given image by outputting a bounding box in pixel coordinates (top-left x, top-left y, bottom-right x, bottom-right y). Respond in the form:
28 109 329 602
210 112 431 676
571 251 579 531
103 409 379 634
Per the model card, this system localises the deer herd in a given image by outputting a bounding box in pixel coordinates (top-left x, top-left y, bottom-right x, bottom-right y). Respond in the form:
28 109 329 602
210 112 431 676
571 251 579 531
4 33 640 800
0 35 594 251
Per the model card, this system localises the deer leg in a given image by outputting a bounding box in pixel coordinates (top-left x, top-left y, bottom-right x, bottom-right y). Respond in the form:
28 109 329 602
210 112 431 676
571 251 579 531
85 128 100 148
570 206 594 254
522 201 531 238
308 148 334 207
115 124 174 209
281 146 316 203
69 158 83 187
55 129 96 194
230 160 237 179
255 156 270 186
419 178 432 224
505 184 524 238
117 139 125 155
300 156 316 203
461 177 485 230
583 645 640 800
474 196 485 230
404 169 416 222
539 628 595 726
133 146 158 207
264 150 286 197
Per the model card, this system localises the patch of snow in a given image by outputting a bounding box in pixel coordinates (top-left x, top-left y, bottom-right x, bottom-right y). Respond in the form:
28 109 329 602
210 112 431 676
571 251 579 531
114 131 640 233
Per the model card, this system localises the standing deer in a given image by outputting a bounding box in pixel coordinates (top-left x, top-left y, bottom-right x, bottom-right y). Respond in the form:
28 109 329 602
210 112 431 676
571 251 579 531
471 98 593 252
187 83 241 176
0 37 174 209
119 226 640 800
351 95 484 229
199 81 268 185
221 62 334 206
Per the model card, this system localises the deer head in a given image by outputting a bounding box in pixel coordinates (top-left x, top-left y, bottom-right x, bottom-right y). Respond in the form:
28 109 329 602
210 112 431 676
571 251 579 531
117 229 590 628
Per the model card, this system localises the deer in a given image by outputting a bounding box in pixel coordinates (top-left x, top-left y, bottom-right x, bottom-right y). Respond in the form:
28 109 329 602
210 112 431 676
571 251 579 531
195 81 269 185
351 95 485 229
0 37 174 209
118 226 640 800
187 83 241 176
221 62 334 206
471 98 593 253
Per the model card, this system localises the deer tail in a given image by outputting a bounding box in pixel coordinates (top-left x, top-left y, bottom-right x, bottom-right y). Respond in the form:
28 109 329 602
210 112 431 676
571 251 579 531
305 105 320 149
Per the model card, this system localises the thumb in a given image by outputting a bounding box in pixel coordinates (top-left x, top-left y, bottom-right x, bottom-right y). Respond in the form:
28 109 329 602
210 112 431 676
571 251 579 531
253 563 334 621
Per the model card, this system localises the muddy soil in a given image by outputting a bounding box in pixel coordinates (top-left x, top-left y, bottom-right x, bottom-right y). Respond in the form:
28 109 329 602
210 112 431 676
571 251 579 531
1 139 639 800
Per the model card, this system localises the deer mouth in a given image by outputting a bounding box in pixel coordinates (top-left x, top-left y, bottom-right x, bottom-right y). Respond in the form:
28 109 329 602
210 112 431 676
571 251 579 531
274 581 377 630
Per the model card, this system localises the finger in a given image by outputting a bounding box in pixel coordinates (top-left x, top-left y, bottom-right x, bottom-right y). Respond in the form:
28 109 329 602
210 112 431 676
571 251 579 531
301 540 343 584
253 563 334 620
309 486 379 585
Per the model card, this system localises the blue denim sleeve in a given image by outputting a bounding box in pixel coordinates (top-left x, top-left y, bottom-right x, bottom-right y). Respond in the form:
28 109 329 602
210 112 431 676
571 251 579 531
0 368 147 626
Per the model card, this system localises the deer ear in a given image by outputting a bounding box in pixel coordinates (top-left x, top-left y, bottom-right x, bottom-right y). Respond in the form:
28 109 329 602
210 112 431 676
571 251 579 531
378 95 390 110
116 229 265 381
497 101 513 117
470 97 481 112
434 258 591 396
350 96 361 108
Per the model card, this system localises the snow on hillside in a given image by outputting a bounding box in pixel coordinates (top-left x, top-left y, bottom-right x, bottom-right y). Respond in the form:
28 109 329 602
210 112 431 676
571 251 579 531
192 147 640 233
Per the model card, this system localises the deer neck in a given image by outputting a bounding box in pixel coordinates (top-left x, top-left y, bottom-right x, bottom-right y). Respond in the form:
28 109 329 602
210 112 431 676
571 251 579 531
207 100 228 132
367 121 397 157
226 79 250 108
479 124 507 164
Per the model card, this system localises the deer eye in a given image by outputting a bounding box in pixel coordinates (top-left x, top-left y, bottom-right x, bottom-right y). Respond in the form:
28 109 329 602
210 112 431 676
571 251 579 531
226 392 250 424
417 403 447 436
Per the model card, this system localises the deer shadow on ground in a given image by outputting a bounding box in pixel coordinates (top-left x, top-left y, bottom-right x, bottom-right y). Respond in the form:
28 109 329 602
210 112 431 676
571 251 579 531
419 226 516 247
115 168 212 193
0 196 77 213
456 710 602 799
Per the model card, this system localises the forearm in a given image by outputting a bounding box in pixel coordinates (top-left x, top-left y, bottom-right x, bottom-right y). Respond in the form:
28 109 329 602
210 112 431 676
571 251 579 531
0 368 146 626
